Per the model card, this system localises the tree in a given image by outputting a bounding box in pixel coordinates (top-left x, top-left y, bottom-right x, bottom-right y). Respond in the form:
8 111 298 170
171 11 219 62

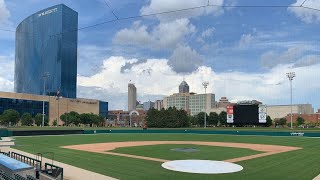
266 115 273 127
196 112 208 127
189 115 198 126
219 111 227 126
52 119 58 126
278 118 287 126
80 113 91 125
296 116 305 127
68 111 81 126
208 112 219 126
0 109 20 126
146 107 190 128
34 113 49 126
21 112 33 126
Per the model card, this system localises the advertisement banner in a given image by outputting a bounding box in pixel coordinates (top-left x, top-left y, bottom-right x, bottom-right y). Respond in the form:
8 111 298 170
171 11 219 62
258 104 267 123
227 105 234 123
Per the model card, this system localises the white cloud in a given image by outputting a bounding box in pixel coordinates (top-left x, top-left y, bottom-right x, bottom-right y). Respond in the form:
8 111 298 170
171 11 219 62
140 0 224 21
113 19 195 50
288 0 320 23
293 55 320 67
197 27 215 43
0 55 14 92
0 0 10 26
201 27 215 38
260 46 311 68
0 55 14 81
78 56 320 110
238 34 255 48
168 44 203 73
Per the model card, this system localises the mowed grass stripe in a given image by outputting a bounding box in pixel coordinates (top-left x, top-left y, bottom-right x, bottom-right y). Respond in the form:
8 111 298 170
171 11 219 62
12 134 320 180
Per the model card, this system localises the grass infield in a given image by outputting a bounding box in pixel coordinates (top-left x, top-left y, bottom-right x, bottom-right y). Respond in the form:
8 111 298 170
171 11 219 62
12 133 320 180
110 144 262 161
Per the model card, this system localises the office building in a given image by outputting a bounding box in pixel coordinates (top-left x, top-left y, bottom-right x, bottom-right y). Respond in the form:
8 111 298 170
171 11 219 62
15 4 78 98
155 100 163 110
189 93 215 115
267 104 314 119
0 91 108 125
143 101 155 111
128 83 137 111
217 97 231 108
163 81 216 115
179 81 189 93
163 92 215 115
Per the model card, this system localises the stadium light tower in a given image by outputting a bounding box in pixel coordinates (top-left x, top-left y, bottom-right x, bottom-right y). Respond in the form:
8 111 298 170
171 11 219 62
286 72 295 129
202 81 209 128
42 72 50 127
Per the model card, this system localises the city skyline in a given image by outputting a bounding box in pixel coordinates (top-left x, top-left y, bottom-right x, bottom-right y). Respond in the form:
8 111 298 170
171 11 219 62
0 0 319 110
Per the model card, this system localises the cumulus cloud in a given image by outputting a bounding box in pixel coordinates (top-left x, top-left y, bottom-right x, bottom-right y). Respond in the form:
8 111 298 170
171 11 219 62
0 55 14 81
0 55 14 92
168 45 203 73
113 19 195 50
288 0 320 23
140 0 224 21
77 55 320 110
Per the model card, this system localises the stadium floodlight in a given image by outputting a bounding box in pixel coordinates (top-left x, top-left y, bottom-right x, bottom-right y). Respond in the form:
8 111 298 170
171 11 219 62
286 72 295 129
202 81 209 128
41 72 50 127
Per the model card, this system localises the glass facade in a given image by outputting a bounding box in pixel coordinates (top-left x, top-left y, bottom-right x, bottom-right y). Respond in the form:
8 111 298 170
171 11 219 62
15 4 78 98
99 101 108 118
0 98 49 117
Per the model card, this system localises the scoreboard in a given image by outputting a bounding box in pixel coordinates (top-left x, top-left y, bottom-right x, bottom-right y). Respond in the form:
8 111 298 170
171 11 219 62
227 101 267 125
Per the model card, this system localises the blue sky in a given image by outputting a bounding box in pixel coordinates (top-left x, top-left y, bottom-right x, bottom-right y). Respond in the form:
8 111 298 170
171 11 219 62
0 0 320 110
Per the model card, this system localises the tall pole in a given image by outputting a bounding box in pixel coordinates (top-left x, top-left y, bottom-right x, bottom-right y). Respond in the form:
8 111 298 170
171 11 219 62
202 81 209 128
42 72 49 127
286 72 295 129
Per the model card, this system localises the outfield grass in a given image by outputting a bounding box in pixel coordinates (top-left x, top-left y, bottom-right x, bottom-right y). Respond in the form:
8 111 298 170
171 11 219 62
111 144 262 161
12 134 320 180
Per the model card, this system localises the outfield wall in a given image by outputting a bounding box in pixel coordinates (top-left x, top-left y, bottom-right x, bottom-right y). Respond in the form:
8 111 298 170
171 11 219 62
83 129 320 137
2 129 320 137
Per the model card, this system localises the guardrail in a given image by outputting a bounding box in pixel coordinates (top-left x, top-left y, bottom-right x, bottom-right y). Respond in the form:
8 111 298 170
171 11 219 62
44 163 63 180
11 152 42 170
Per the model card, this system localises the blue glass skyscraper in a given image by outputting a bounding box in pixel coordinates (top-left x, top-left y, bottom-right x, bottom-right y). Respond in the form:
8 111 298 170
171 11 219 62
15 4 78 98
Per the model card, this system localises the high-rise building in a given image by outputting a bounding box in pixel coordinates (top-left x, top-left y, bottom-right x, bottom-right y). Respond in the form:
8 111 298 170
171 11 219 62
15 4 78 98
163 81 215 115
163 93 215 115
179 81 189 93
155 100 163 110
143 101 155 111
128 83 137 111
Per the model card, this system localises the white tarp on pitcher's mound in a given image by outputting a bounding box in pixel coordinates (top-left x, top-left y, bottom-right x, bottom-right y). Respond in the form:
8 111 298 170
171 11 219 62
161 160 243 174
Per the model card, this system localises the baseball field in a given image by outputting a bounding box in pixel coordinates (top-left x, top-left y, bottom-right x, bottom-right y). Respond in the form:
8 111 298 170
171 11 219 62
11 133 320 180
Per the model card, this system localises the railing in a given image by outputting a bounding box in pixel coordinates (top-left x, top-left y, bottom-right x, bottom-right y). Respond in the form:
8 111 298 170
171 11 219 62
44 163 63 180
10 152 42 170
0 151 10 157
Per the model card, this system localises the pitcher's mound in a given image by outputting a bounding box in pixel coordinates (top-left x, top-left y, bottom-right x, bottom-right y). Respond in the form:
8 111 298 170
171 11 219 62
161 160 243 174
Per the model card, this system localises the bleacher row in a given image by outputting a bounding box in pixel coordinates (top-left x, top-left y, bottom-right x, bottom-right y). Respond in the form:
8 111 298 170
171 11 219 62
0 170 36 180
